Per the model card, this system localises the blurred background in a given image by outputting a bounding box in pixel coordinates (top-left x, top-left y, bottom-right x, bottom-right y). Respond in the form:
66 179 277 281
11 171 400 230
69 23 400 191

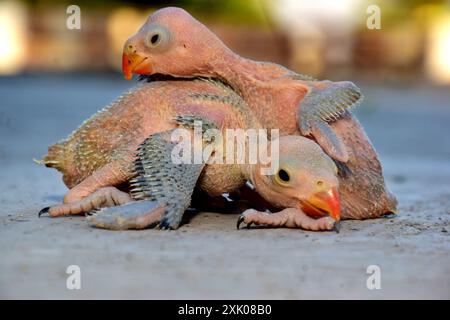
1 0 450 299
0 0 449 162
0 0 449 84
0 0 450 84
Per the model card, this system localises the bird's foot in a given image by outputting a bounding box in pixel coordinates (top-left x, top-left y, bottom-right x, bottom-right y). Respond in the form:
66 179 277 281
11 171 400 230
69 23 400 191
86 200 166 230
237 208 338 232
38 187 132 217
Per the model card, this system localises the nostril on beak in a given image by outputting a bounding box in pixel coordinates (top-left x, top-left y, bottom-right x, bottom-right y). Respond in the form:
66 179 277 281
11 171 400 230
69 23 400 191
124 44 135 55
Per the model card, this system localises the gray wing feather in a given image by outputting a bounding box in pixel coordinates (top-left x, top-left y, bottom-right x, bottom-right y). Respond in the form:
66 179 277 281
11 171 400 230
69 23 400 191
299 80 363 136
130 115 218 229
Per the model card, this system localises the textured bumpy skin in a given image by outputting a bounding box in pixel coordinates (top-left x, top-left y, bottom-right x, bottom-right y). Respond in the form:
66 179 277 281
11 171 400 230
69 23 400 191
43 79 244 190
330 114 397 219
87 116 340 230
43 79 341 230
124 7 397 219
42 78 249 221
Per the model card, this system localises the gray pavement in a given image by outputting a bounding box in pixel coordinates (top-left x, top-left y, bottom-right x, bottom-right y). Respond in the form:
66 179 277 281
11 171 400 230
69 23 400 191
0 74 449 299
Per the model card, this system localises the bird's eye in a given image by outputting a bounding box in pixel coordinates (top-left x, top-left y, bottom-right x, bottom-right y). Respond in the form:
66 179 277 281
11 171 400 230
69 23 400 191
278 169 290 182
146 32 162 47
316 180 324 187
150 34 160 45
275 169 290 185
144 25 171 51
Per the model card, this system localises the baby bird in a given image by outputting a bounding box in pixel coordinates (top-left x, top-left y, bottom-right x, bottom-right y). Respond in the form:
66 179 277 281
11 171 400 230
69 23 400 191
85 118 341 231
121 7 397 219
39 78 340 231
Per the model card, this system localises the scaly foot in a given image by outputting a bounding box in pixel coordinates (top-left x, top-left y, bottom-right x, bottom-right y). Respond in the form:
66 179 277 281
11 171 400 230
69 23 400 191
237 208 339 232
86 200 166 230
38 187 132 217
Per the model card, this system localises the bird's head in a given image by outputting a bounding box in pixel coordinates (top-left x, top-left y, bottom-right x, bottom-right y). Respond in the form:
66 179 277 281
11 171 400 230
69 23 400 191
252 135 340 222
122 7 227 80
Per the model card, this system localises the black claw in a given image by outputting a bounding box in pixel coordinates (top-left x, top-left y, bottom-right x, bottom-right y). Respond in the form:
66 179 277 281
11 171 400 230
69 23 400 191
333 221 341 233
158 219 171 230
38 207 50 218
237 215 253 230
382 212 397 219
237 215 244 230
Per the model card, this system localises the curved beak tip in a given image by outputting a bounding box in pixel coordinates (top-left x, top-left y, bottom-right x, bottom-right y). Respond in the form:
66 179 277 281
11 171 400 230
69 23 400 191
122 53 132 80
121 51 152 80
327 187 341 221
305 187 341 221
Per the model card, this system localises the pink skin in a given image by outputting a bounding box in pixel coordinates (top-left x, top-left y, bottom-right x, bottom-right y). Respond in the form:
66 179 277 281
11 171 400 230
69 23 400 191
41 80 342 230
48 187 132 216
86 201 167 230
49 190 337 231
122 7 351 160
236 136 340 231
43 8 396 227
45 133 342 231
43 80 232 195
40 76 342 230
62 158 135 204
42 81 230 216
122 7 397 219
240 209 335 231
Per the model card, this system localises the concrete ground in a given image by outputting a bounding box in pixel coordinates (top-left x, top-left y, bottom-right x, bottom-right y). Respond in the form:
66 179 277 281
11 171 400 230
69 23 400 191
0 74 449 299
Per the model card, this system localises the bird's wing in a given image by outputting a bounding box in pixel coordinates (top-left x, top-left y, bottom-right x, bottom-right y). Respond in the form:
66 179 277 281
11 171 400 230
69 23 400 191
296 80 363 163
87 115 219 230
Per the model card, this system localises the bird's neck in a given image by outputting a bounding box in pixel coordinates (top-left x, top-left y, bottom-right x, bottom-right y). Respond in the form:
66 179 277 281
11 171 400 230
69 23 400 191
206 49 287 99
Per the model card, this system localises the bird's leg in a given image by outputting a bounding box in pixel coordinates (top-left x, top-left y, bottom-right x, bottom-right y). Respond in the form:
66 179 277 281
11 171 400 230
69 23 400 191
237 208 336 231
39 186 132 217
39 159 134 216
63 160 133 203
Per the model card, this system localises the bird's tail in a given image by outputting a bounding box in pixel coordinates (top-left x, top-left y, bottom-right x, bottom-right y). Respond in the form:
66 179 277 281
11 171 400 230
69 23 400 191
34 142 68 173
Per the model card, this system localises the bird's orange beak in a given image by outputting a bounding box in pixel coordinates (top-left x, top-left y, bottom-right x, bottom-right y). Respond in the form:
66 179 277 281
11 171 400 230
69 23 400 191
301 187 341 221
122 51 152 80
